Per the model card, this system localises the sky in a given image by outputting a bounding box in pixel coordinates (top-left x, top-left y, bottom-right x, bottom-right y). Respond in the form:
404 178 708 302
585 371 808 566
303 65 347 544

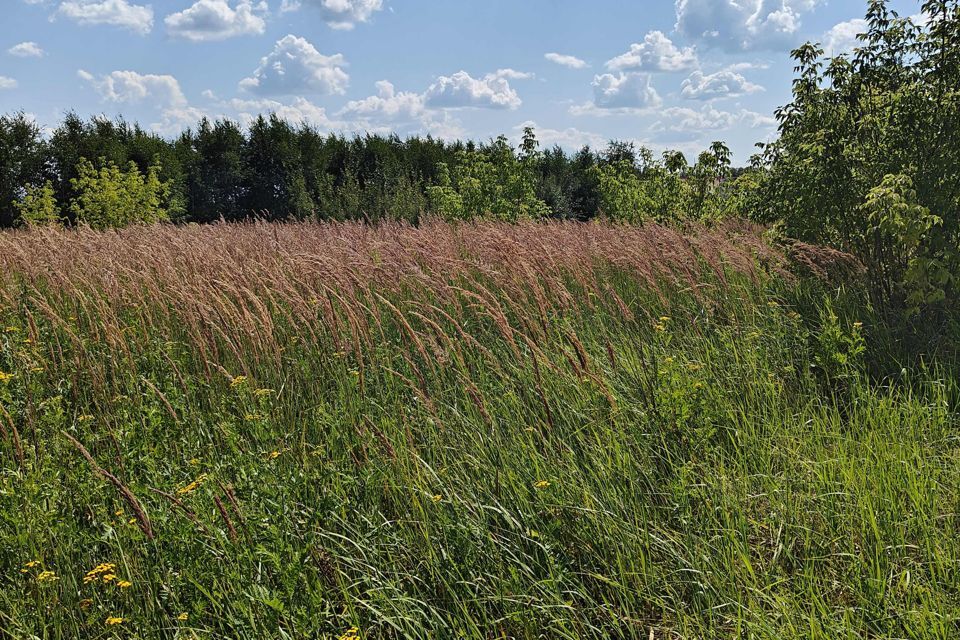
0 0 922 162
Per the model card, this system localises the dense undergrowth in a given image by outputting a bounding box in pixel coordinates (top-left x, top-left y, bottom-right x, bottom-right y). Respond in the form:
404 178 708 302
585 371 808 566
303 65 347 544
0 220 957 639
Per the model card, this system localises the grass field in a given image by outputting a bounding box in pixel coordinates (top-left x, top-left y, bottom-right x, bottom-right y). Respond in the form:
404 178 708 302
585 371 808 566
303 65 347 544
0 220 957 639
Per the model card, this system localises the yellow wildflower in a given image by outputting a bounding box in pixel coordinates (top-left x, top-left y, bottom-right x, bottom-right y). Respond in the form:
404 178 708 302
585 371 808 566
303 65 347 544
432 494 442 503
266 450 281 460
177 474 208 496
177 612 188 621
0 372 14 384
83 563 116 584
102 574 116 583
24 560 41 569
78 414 94 423
653 323 666 333
79 598 93 610
116 580 132 589
31 367 45 373
853 321 864 329
338 627 360 640
534 480 551 490
659 316 672 322
37 570 60 583
105 616 124 626
230 375 248 388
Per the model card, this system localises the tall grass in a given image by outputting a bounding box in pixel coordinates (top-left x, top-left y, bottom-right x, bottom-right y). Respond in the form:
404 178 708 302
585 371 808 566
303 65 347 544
0 220 955 639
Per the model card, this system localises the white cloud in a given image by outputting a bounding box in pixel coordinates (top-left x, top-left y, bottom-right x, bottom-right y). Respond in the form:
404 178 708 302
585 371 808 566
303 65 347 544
240 35 349 96
78 69 187 107
606 31 698 72
339 80 426 121
227 97 342 129
545 53 588 69
680 69 763 100
514 120 608 149
675 0 821 51
280 0 383 30
165 0 267 41
424 70 529 110
8 42 45 57
0 77 17 89
571 73 661 115
56 0 154 35
650 104 776 136
152 105 210 136
823 18 867 56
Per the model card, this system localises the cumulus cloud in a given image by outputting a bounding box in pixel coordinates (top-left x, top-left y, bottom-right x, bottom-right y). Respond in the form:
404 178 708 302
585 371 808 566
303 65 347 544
227 97 342 129
675 0 821 51
339 80 426 121
240 35 349 96
8 42 45 57
165 0 267 41
650 104 776 136
56 0 154 35
280 0 383 30
424 70 530 110
0 77 17 89
545 53 589 69
152 105 211 136
78 69 187 106
680 69 763 100
514 120 608 149
571 73 661 115
823 18 867 56
606 31 698 72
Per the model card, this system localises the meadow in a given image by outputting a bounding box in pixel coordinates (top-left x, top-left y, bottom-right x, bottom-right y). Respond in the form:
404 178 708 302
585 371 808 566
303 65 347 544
0 219 957 639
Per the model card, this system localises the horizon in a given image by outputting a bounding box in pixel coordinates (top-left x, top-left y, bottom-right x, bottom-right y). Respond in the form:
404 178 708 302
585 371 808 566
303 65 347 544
1 0 921 162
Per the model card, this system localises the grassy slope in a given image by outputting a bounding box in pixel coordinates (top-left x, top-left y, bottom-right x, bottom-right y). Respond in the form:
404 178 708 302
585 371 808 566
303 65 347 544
0 221 957 639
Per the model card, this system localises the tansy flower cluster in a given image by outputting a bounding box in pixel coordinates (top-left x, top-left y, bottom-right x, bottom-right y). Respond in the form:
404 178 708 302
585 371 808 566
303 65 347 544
177 473 209 496
338 626 360 640
83 563 117 584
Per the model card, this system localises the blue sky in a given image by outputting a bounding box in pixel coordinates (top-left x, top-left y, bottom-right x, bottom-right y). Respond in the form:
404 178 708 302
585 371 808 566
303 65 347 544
0 0 921 161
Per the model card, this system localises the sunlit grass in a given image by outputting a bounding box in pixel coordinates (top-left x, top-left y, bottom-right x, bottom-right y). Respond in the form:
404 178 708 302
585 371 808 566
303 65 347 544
0 220 956 639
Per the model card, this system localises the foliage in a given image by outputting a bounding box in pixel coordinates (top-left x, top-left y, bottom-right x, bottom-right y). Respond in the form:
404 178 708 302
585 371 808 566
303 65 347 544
14 180 60 226
758 0 960 311
0 112 753 227
428 132 551 222
68 157 172 229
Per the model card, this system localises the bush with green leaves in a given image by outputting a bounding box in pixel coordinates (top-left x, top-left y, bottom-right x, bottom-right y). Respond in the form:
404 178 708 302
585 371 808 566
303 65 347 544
757 0 960 312
68 157 172 229
14 180 60 226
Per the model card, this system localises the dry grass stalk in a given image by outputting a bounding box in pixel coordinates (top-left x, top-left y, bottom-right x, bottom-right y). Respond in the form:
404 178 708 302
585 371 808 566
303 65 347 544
62 431 154 539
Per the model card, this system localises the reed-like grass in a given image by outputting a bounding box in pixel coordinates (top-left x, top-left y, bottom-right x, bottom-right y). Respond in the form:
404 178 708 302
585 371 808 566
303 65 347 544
0 220 955 639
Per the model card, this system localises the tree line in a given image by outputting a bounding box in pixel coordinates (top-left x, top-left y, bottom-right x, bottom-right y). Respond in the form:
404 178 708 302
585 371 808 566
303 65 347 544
0 111 752 230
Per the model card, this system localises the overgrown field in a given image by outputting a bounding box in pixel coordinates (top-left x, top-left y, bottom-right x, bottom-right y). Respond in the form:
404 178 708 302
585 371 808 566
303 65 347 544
0 221 957 639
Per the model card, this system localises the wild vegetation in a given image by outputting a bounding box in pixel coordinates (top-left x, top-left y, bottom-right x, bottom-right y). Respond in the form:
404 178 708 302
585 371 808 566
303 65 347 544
1 1 960 638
